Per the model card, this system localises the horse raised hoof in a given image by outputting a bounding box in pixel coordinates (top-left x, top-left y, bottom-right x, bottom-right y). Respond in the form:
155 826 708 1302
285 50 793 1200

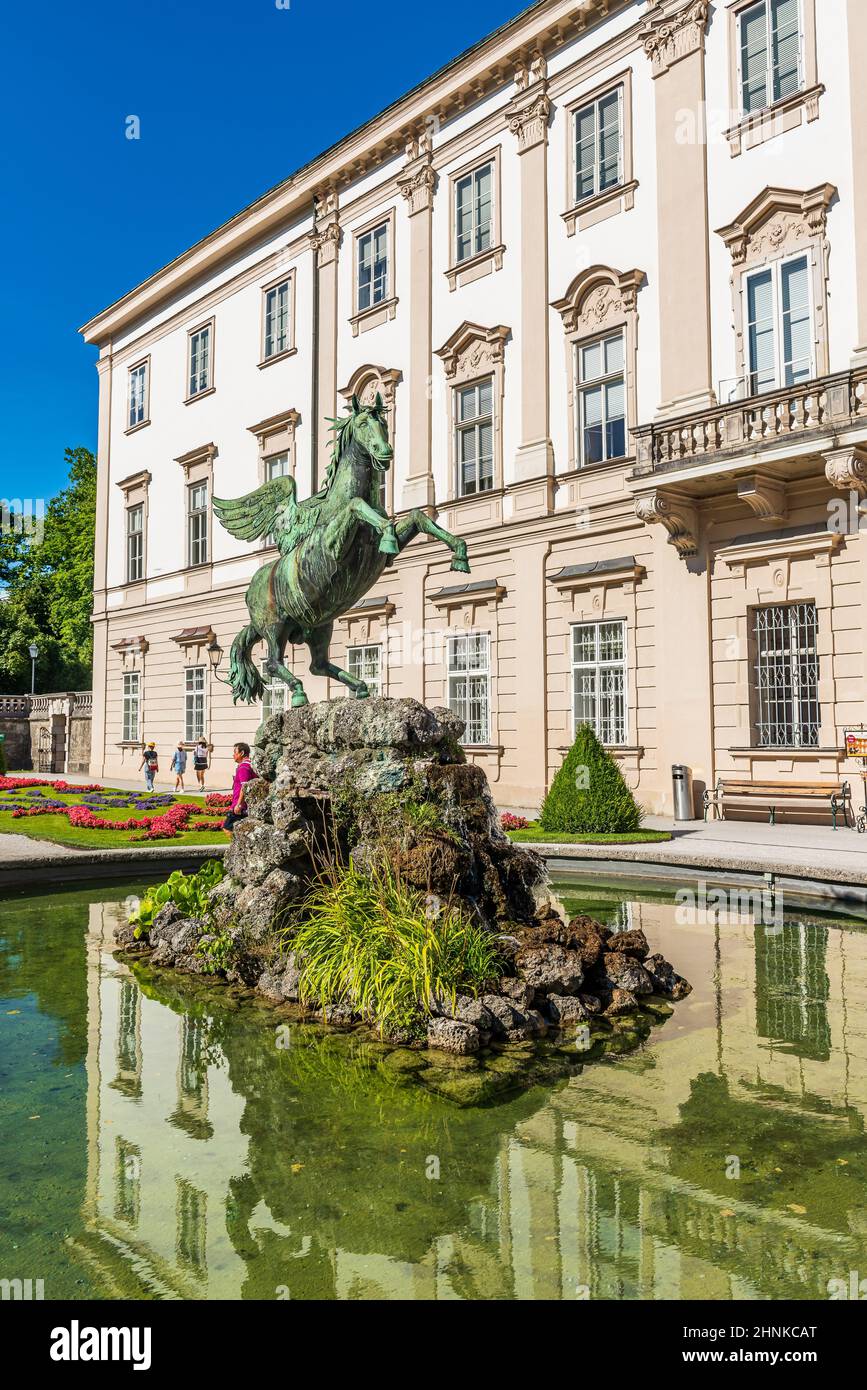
379 528 399 556
355 684 370 700
291 689 309 709
450 556 471 574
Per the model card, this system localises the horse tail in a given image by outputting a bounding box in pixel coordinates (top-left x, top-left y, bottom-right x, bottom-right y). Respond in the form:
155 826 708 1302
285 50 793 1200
229 625 264 704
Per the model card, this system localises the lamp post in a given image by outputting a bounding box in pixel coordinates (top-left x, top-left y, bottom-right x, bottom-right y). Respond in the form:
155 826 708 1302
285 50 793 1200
207 638 231 686
28 643 38 695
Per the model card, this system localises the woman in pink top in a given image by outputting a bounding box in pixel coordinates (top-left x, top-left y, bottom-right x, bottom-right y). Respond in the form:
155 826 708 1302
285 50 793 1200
223 742 257 834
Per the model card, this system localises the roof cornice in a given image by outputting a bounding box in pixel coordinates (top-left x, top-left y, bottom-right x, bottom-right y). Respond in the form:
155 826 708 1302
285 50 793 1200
80 0 632 347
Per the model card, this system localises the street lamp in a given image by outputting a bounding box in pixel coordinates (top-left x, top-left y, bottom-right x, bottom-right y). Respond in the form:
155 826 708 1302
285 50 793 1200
28 643 38 695
207 638 231 686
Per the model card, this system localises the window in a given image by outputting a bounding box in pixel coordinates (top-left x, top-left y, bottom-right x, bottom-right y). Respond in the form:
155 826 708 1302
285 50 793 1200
577 331 626 465
357 223 389 312
264 453 289 545
347 644 381 696
754 602 819 748
448 633 490 745
122 672 140 743
126 504 143 583
184 667 206 743
456 378 494 496
188 323 212 398
746 254 812 394
574 88 622 205
455 162 493 263
740 0 802 115
187 482 209 567
263 279 291 360
261 661 290 723
572 621 627 746
128 362 148 429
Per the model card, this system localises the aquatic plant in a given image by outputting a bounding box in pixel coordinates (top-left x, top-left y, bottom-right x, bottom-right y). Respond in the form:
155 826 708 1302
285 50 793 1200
285 859 504 1036
129 860 225 936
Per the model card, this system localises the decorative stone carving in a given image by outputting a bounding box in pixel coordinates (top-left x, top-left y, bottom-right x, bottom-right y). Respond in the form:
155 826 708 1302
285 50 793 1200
737 473 787 523
825 446 867 500
634 490 699 558
308 219 341 268
397 152 437 216
339 365 402 413
640 0 709 78
716 185 836 268
552 266 645 334
505 86 551 153
434 323 510 382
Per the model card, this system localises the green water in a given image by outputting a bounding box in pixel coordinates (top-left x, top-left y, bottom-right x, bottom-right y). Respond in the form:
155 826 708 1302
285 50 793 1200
2 878 867 1301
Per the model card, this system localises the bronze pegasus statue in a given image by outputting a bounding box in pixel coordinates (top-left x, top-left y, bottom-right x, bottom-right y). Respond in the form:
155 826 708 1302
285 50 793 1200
213 394 470 708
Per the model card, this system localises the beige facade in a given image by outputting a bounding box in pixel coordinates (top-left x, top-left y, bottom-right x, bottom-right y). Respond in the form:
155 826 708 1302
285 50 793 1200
82 0 867 815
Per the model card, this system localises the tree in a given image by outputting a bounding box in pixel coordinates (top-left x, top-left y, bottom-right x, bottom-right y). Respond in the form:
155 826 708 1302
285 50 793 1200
539 722 643 834
0 447 96 693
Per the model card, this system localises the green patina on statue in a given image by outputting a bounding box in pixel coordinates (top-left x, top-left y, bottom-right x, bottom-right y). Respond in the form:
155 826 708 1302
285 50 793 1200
214 395 470 708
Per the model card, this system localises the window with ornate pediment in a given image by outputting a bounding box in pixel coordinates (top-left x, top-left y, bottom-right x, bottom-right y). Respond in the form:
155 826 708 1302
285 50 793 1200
434 323 510 502
338 365 402 512
551 266 644 472
716 184 836 400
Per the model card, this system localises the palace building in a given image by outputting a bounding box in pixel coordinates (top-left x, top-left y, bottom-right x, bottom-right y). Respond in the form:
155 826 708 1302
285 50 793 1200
81 0 867 815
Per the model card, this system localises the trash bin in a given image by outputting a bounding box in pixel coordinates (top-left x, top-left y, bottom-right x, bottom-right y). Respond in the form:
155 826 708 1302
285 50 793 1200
672 764 694 821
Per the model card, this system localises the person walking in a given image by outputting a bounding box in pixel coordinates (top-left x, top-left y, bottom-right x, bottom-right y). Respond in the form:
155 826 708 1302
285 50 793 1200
223 743 257 834
171 742 188 792
193 737 211 791
139 742 159 792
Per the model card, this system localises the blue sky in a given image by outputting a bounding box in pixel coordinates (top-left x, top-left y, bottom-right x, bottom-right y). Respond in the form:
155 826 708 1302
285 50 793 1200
0 0 529 502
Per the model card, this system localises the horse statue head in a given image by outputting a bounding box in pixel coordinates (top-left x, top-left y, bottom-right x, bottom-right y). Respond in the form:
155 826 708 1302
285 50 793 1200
328 392 394 477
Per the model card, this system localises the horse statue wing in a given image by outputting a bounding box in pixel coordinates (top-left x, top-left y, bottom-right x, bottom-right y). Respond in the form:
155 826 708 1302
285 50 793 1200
213 474 299 544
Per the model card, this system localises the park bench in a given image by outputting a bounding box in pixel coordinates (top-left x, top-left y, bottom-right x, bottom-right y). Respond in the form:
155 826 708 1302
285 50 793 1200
703 777 851 829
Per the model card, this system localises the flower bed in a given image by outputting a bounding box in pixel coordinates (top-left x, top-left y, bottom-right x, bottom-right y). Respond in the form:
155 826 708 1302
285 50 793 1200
0 779 227 843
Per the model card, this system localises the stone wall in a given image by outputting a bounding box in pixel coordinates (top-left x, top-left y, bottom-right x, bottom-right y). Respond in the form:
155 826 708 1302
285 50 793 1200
0 693 92 774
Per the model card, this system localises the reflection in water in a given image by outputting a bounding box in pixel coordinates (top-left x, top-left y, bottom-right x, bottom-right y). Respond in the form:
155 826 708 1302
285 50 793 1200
1 881 867 1300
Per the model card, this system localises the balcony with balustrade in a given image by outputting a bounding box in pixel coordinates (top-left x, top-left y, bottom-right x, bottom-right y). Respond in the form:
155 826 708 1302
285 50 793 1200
627 369 867 557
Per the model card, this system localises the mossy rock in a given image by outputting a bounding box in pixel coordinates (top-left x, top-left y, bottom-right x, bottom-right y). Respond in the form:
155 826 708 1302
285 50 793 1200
642 997 675 1019
417 1067 506 1106
381 1048 427 1074
416 1049 481 1071
482 1052 531 1076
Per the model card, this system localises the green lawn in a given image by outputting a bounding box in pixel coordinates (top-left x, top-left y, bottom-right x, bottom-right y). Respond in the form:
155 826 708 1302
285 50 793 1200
506 823 671 845
0 785 227 849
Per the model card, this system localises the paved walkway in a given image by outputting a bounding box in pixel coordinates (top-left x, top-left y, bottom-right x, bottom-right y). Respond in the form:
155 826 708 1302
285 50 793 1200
538 814 867 888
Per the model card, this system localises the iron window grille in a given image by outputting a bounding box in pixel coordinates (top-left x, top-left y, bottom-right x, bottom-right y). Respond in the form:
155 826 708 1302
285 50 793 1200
448 633 490 745
122 671 140 743
753 601 819 747
572 620 627 745
348 644 382 696
184 666 206 743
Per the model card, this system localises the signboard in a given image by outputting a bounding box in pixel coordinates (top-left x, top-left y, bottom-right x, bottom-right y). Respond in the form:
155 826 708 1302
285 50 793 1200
844 729 867 759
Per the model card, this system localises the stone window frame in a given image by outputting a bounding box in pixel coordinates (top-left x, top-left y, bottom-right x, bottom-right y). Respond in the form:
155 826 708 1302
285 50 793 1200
111 636 149 748
259 268 297 368
349 207 399 336
570 616 630 747
723 0 823 157
445 146 505 292
115 470 151 590
125 355 151 434
122 669 141 745
434 323 509 504
338 366 401 515
346 642 384 697
716 184 836 393
175 443 216 576
185 316 215 403
562 69 637 237
247 407 301 548
551 266 644 474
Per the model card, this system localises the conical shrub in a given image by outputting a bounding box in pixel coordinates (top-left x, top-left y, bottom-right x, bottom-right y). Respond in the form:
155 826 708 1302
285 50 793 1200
539 723 642 834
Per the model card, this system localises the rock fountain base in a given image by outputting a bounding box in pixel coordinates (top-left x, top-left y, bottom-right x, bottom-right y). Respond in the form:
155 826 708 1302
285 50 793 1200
115 697 690 1089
